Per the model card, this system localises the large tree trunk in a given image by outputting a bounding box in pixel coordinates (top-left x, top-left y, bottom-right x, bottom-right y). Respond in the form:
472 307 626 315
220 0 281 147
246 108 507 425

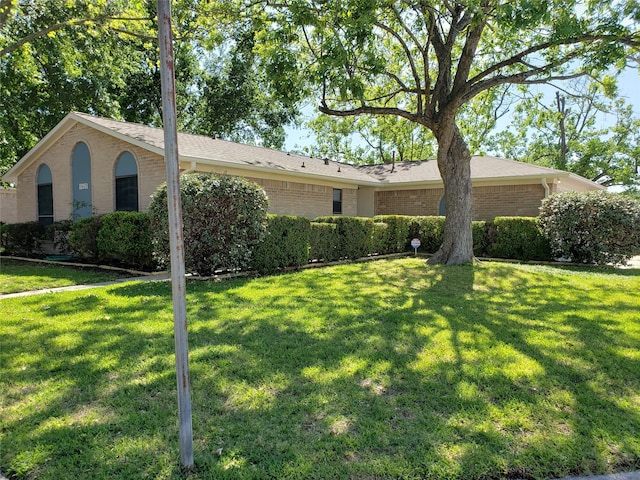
428 128 475 265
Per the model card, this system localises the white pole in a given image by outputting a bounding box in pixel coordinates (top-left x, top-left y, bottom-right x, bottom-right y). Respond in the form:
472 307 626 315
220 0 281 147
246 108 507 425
156 0 194 469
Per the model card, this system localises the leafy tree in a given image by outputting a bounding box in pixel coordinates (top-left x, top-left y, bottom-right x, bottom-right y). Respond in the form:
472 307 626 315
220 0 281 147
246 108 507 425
256 0 639 264
488 78 640 190
0 0 156 175
188 20 299 147
0 0 299 178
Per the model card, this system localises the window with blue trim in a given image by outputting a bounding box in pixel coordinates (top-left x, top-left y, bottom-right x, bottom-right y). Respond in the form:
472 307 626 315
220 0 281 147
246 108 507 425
115 152 138 211
37 164 53 226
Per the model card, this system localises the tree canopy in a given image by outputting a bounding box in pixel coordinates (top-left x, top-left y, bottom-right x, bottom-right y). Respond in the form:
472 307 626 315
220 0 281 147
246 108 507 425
487 79 640 190
0 0 298 177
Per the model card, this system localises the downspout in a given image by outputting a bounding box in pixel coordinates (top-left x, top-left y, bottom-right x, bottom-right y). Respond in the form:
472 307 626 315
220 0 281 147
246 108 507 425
541 177 550 198
181 161 197 175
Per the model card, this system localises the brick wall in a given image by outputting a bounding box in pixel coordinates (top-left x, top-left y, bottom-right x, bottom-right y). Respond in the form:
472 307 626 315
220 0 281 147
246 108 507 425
247 177 357 218
375 188 443 216
14 124 357 223
471 184 545 220
374 183 546 220
0 188 17 224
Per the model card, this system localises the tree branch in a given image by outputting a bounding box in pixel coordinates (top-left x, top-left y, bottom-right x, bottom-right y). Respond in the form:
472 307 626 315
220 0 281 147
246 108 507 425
1 15 152 57
318 103 430 128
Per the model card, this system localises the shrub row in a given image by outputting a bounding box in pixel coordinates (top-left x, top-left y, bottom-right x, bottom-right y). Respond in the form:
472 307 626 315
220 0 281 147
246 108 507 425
0 212 153 268
3 188 637 271
0 214 551 269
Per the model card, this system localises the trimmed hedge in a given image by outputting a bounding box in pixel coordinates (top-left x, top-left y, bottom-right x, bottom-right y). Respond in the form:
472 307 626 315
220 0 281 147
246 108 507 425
97 212 154 268
408 216 445 253
373 215 412 253
0 222 45 256
252 215 311 274
472 221 487 257
310 222 340 262
69 216 104 260
47 220 74 255
539 191 640 265
314 216 375 259
487 217 552 261
372 222 389 255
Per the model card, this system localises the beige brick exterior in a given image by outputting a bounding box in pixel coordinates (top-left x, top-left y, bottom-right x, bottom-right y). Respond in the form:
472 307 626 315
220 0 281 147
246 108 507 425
374 183 546 220
0 187 17 224
246 177 357 218
7 114 598 225
11 125 358 223
15 124 166 222
471 184 546 220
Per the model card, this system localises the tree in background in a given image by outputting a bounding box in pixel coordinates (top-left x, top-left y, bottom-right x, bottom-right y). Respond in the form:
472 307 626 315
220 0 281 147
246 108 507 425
488 78 639 191
0 0 299 178
256 0 639 264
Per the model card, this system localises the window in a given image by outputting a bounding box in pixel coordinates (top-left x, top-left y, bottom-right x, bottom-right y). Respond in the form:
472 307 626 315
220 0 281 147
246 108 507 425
115 152 138 211
37 164 53 226
333 188 342 215
72 142 92 219
438 196 446 216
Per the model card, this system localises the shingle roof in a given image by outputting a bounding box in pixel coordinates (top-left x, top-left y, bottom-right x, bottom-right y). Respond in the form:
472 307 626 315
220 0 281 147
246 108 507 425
3 111 602 191
359 156 574 184
73 112 375 184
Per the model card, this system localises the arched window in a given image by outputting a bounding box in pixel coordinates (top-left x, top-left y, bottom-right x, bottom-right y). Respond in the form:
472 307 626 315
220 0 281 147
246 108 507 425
72 142 92 219
37 164 54 226
115 152 138 211
438 196 446 216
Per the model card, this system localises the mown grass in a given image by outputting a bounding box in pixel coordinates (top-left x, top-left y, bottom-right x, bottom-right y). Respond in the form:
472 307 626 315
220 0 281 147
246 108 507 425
0 259 127 294
1 258 639 479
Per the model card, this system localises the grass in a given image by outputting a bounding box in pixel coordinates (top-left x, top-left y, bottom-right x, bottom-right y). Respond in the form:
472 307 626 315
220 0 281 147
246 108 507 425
0 259 127 294
1 258 639 479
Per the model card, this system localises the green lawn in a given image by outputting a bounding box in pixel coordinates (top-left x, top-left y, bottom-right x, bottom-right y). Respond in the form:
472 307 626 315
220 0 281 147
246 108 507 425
1 258 639 479
0 259 127 294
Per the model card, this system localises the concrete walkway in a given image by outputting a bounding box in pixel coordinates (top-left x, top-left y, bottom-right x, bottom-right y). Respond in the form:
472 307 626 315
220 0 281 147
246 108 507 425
0 272 170 299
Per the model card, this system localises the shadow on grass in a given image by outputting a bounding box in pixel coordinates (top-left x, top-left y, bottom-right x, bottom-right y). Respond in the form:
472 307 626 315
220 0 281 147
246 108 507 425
1 260 639 479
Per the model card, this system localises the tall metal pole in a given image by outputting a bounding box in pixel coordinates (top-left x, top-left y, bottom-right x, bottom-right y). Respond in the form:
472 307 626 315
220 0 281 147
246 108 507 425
156 0 194 469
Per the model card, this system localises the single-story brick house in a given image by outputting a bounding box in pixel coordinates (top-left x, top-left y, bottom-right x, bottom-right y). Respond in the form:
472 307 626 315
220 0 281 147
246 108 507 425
2 111 603 225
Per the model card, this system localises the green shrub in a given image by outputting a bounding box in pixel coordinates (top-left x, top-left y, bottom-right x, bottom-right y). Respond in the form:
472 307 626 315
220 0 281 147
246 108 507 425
409 216 446 253
0 222 45 256
472 221 487 257
310 222 340 262
539 191 640 265
314 216 375 259
373 215 412 253
70 216 103 260
371 222 389 255
148 173 269 275
487 217 552 261
96 212 154 268
252 215 311 274
46 220 74 255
